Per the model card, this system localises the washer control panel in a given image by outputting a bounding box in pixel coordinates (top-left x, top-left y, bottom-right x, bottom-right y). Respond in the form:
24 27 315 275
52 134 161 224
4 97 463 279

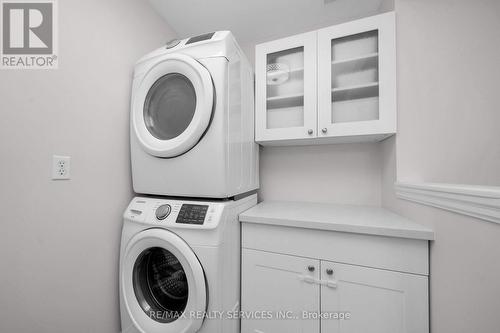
176 204 208 225
125 197 225 229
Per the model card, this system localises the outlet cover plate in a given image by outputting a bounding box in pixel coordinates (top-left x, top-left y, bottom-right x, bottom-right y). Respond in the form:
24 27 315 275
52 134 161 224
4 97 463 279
52 155 71 180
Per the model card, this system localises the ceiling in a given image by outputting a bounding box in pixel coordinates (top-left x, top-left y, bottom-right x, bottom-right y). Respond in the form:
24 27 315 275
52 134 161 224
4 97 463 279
148 0 392 49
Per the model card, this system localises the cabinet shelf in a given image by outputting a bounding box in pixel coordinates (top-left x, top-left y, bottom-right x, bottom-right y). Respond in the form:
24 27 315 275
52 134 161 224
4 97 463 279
332 52 378 66
331 53 378 78
289 67 304 73
266 93 304 109
267 67 304 83
332 82 379 101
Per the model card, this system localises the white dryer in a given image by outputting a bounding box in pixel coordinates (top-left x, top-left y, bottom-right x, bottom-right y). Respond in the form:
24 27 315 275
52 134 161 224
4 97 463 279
119 194 257 333
130 31 259 198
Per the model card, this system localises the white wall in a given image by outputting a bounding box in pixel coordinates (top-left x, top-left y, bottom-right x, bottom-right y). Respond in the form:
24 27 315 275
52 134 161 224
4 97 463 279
0 0 175 332
378 0 395 12
259 144 382 205
382 1 500 332
394 0 500 185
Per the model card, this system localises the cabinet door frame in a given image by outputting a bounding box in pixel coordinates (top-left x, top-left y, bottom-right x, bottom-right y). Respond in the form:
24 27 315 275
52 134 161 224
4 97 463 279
317 12 396 138
241 249 321 333
255 31 318 142
319 260 429 333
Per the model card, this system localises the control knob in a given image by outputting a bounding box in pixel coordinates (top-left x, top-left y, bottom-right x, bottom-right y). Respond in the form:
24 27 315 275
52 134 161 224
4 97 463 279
155 204 172 220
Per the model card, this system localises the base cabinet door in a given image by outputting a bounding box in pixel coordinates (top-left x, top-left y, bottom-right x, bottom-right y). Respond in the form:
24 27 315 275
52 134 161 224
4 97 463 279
241 249 320 333
320 260 429 333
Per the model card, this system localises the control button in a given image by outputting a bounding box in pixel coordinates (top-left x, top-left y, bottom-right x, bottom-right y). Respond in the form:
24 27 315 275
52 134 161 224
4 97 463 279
130 209 142 215
166 39 181 49
176 204 208 225
155 204 171 220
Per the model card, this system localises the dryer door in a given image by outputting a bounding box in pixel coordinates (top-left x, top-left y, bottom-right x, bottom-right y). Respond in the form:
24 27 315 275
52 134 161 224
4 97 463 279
133 54 214 158
122 229 207 333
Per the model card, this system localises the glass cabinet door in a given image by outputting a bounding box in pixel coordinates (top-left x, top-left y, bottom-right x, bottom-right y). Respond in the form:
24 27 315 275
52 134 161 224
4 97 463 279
318 12 396 138
255 31 317 142
266 47 305 130
330 30 380 124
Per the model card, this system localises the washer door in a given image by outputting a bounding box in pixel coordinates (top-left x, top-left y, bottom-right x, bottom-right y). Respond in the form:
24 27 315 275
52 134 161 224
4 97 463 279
122 229 207 333
133 54 214 158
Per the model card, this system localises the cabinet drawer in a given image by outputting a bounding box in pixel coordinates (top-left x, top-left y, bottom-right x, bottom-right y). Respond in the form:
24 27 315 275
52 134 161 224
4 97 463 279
242 223 429 275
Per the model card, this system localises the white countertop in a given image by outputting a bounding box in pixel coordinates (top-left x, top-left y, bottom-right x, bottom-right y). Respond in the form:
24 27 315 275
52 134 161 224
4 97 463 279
239 201 434 241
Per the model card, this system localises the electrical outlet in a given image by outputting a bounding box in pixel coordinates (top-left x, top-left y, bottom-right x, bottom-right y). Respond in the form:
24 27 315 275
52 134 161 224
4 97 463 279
52 155 71 180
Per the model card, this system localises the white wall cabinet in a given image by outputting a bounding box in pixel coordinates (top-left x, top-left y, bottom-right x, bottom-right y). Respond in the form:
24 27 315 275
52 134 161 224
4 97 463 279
255 12 396 145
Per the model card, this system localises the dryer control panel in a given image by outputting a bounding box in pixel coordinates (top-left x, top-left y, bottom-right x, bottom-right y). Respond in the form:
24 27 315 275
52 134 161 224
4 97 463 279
124 197 225 229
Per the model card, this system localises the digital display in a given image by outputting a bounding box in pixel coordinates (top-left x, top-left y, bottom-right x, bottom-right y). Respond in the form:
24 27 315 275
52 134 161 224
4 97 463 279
176 204 208 225
186 32 215 45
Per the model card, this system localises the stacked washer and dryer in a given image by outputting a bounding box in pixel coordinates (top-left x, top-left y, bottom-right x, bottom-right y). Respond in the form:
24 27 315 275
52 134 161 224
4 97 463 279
120 31 259 333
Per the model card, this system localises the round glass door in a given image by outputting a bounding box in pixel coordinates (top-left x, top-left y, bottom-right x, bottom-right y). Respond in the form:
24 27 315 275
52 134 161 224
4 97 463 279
122 229 207 333
133 247 189 323
132 54 214 158
144 74 197 141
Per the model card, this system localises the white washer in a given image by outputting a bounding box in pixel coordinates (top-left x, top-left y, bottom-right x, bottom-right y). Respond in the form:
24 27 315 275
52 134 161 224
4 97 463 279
130 31 259 198
120 194 257 333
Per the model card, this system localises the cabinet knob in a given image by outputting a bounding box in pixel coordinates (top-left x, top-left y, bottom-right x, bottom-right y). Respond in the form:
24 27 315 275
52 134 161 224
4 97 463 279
326 268 334 275
321 128 328 134
307 129 313 135
307 265 315 272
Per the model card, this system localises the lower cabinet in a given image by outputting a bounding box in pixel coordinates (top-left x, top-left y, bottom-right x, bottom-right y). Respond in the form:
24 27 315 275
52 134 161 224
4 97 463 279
241 249 320 333
320 260 428 333
242 249 429 333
